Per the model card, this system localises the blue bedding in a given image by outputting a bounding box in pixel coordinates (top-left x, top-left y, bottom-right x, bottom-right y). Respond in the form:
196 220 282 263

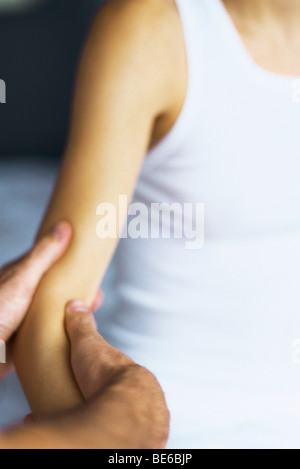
0 158 58 427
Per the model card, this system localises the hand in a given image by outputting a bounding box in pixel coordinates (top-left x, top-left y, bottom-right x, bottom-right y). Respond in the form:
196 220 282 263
65 302 170 448
0 301 169 449
65 300 134 400
0 222 72 379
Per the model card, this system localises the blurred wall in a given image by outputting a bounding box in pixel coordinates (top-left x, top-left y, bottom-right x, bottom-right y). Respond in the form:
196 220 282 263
0 0 106 158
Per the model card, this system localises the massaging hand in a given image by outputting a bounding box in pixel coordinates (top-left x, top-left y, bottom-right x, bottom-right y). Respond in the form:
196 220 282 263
63 302 170 448
0 222 102 380
0 221 169 448
65 300 133 400
0 279 169 449
0 302 169 449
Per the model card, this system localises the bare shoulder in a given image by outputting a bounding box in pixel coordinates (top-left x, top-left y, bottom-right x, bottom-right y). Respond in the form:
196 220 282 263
90 0 184 67
88 0 187 115
93 0 179 30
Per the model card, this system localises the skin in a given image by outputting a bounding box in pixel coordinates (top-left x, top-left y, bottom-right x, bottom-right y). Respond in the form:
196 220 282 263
223 0 300 75
0 225 169 448
13 0 188 417
12 0 300 418
0 222 73 380
1 307 169 449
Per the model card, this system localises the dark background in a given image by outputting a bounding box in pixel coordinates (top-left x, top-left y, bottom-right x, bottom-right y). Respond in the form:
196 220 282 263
0 0 106 158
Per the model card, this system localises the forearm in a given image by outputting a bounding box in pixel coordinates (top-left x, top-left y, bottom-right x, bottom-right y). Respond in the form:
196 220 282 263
13 294 83 417
0 365 169 449
12 237 107 416
12 204 123 416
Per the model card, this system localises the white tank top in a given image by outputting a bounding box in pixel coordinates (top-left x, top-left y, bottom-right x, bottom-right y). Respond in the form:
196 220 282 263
99 0 300 449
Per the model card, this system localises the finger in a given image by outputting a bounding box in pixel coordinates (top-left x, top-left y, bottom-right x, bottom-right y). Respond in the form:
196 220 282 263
65 301 98 344
65 300 135 400
19 222 72 292
65 301 111 400
91 290 104 312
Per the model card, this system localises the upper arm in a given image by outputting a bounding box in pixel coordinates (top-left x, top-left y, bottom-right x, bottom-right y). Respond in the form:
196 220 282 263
37 0 178 300
13 0 186 416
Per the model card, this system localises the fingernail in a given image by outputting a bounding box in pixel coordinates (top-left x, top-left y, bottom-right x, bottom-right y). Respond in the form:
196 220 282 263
50 221 70 241
67 300 91 314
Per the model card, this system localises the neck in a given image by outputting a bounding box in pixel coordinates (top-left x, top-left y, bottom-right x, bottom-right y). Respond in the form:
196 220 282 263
221 0 300 76
223 0 300 30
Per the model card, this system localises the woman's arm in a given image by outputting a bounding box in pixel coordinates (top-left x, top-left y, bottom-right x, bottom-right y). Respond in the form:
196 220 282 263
13 0 187 416
1 305 170 449
0 367 168 449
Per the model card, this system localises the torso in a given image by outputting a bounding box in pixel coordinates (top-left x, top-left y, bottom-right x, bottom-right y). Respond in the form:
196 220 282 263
151 0 300 152
101 0 300 449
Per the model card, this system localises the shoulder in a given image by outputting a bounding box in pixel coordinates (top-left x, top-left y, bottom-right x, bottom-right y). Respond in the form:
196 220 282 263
89 0 181 58
93 0 178 29
82 0 187 116
88 0 187 114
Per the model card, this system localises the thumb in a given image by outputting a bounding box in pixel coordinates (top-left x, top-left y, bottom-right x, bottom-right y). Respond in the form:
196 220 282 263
65 301 98 344
20 222 72 290
65 300 103 400
65 300 135 401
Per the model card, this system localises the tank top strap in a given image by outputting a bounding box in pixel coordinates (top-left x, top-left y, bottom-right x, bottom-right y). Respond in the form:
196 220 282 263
147 0 205 160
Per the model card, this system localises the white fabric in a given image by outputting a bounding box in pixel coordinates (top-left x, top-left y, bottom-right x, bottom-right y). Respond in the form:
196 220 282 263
99 0 300 449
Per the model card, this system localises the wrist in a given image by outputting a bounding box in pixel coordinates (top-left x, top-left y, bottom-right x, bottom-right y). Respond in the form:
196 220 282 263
93 364 170 449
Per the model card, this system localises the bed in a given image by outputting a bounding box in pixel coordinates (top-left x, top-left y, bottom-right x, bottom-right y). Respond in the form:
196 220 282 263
0 158 58 427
